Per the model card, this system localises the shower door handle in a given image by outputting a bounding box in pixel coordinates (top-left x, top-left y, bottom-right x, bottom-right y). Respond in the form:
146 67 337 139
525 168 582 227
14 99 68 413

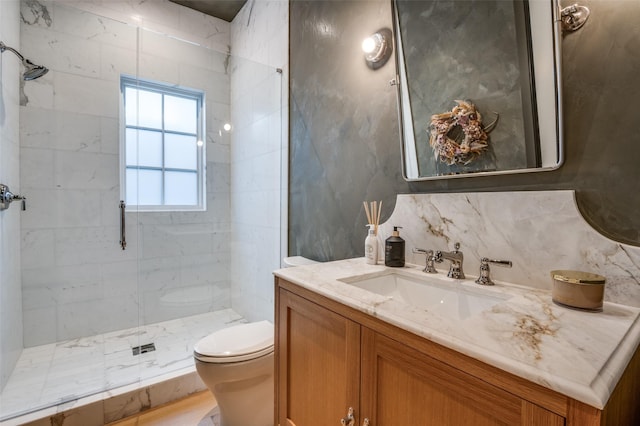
119 200 126 250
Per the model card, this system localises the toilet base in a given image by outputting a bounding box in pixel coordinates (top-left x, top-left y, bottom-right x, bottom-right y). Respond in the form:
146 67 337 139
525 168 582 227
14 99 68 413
197 405 220 426
195 353 274 426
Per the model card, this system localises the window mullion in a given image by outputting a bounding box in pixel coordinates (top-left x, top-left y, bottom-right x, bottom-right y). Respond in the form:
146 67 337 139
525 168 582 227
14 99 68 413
161 92 166 206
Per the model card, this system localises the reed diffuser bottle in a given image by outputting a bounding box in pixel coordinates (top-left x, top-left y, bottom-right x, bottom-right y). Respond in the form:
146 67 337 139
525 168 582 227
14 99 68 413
363 200 382 265
365 224 378 265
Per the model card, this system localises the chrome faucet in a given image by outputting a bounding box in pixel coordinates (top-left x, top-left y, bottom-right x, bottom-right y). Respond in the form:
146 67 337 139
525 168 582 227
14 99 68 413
412 248 437 273
434 242 465 279
475 257 512 286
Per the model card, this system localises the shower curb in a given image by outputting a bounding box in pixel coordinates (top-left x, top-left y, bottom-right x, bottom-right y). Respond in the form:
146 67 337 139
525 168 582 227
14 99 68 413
3 367 207 426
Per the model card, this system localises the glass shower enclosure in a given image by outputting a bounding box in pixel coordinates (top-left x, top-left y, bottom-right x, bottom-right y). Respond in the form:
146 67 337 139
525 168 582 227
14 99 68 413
0 0 283 421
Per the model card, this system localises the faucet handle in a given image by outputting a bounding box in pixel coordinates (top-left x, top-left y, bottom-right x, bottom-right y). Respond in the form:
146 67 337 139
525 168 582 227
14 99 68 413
453 242 461 252
475 257 512 286
413 248 437 273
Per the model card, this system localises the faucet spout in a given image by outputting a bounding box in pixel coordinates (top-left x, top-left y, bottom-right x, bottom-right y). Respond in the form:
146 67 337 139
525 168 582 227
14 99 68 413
434 242 465 279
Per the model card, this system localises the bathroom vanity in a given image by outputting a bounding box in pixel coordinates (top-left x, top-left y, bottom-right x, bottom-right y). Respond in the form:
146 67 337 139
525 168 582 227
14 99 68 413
274 259 640 426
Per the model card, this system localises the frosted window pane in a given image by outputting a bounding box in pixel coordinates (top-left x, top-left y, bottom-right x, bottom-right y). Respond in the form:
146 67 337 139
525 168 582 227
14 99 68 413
125 128 138 166
139 130 162 167
126 88 162 128
126 169 138 205
165 134 197 170
164 95 197 133
137 169 162 205
165 172 197 205
126 129 162 167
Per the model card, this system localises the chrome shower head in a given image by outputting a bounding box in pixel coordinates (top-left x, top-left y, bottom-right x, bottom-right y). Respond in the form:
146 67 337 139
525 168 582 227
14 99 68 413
22 58 48 80
0 41 48 81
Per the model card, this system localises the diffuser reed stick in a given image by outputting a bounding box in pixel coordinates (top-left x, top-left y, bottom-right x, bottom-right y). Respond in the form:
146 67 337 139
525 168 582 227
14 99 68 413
363 201 373 225
363 200 382 235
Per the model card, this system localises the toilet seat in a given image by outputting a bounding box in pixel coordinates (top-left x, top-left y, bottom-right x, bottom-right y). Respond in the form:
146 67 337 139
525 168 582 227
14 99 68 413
194 320 274 363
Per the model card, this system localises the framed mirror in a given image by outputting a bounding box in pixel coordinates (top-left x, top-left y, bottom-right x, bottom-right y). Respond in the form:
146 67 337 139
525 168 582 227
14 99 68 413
393 0 563 180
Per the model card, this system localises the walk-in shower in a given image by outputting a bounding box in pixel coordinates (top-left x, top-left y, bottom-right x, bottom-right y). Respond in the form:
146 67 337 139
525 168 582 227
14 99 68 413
0 41 48 80
0 0 284 422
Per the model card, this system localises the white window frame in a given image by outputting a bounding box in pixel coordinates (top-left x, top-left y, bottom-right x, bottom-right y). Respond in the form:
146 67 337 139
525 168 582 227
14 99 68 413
119 75 206 212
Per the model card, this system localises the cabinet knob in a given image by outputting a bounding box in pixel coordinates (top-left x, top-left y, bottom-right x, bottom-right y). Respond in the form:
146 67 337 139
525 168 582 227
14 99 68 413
363 418 370 426
340 407 355 426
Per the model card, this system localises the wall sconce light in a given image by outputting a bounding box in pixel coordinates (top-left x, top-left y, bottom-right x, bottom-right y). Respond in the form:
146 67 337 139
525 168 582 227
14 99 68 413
362 28 393 70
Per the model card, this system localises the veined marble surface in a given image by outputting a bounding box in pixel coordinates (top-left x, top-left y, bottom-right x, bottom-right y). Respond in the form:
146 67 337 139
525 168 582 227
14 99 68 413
0 309 243 424
274 259 640 409
377 190 640 308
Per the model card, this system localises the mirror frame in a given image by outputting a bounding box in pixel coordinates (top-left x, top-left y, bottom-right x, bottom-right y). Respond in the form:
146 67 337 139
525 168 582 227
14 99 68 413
393 0 564 181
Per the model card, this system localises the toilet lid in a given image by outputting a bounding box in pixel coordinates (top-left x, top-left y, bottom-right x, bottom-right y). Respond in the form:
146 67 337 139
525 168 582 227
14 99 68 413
194 320 274 363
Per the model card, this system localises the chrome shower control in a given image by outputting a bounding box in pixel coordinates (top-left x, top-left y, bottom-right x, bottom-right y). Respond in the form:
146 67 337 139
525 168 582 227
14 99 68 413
0 184 26 211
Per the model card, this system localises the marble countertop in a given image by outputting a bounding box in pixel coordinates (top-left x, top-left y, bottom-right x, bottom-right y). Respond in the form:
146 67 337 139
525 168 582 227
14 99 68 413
274 258 640 410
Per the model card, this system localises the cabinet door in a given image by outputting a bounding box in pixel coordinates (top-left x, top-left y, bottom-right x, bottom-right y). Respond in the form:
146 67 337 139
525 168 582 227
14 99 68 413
360 328 563 426
277 289 361 426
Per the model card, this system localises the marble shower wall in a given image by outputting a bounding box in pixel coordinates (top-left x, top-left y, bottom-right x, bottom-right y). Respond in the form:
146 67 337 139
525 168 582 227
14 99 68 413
0 0 23 392
229 0 288 323
289 0 640 262
19 0 233 346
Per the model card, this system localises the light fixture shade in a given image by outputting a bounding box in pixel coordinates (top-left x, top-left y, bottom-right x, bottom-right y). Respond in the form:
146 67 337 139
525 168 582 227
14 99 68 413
362 28 393 70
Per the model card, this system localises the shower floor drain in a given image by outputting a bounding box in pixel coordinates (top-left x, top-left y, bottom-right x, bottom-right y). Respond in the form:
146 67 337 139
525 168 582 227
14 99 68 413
132 343 156 356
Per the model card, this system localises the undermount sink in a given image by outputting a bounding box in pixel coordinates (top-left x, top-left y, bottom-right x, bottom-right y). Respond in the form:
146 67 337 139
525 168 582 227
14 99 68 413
339 271 512 320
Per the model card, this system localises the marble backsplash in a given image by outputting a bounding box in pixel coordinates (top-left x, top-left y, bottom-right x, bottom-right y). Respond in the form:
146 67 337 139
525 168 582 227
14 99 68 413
377 190 640 308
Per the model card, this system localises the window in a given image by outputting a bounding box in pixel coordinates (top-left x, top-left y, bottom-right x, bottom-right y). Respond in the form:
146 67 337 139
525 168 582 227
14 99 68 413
121 76 205 211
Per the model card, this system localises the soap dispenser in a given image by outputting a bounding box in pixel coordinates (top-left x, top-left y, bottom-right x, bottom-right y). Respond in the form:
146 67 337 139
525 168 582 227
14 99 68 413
385 226 405 267
365 224 378 265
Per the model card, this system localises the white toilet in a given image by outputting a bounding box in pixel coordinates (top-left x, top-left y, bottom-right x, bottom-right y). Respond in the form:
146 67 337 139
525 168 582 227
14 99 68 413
194 320 274 426
194 256 318 425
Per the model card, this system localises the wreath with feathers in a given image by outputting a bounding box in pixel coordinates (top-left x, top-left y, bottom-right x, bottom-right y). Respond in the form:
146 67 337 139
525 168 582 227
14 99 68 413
428 100 498 166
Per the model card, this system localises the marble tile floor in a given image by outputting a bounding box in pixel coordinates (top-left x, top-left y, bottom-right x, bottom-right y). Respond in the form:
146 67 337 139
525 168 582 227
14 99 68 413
0 309 244 423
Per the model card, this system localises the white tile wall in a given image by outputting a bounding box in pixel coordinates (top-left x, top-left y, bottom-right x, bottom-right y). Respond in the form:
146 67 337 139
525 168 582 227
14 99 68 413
0 0 23 391
229 0 289 322
19 0 233 346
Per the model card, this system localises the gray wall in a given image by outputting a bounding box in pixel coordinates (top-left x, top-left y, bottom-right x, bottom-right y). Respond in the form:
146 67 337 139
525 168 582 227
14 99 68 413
289 0 410 261
289 0 640 262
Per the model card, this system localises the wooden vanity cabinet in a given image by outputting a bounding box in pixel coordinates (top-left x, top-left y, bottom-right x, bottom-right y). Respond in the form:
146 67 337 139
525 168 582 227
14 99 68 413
360 329 562 426
275 278 640 426
276 287 360 426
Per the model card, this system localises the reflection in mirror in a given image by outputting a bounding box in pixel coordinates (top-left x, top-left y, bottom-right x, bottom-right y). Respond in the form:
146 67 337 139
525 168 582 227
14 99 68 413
393 0 563 180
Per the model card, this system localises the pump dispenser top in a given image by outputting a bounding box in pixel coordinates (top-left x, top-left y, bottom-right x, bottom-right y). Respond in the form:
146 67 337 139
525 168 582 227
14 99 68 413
385 226 405 267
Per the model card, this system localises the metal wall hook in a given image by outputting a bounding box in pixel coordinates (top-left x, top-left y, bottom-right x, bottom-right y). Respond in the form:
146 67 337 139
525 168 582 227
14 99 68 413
560 3 590 33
